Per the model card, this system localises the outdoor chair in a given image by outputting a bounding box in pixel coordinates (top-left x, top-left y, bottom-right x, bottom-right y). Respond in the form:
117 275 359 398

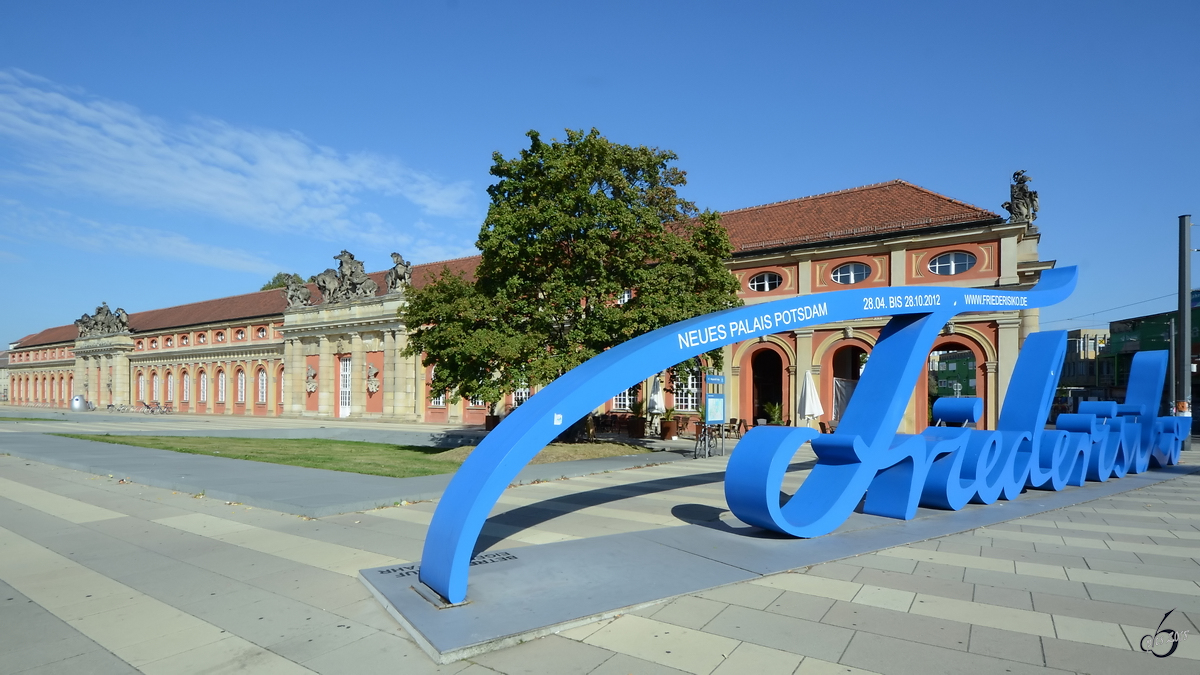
724 418 742 438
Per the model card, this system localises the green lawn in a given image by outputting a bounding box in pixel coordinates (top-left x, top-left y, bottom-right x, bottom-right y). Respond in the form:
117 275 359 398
51 435 651 479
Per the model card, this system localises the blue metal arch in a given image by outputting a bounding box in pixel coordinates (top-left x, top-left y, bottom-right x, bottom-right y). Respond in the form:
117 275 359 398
418 267 1079 603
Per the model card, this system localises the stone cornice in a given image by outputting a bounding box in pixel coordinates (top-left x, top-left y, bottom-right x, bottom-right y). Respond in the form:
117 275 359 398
127 344 284 365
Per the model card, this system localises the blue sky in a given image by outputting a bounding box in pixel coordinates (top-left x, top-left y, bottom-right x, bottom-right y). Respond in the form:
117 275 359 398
0 1 1196 344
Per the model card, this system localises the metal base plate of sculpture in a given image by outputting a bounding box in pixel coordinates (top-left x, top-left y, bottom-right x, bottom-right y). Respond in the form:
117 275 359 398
359 264 1188 662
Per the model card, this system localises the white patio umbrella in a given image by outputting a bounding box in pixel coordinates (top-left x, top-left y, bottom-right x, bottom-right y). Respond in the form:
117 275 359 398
647 376 666 415
797 369 824 424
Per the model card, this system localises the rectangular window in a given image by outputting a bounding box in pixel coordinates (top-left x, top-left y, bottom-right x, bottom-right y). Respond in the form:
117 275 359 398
948 362 956 371
430 391 446 407
513 386 531 408
339 358 352 417
468 396 485 407
969 378 977 388
612 387 634 411
674 372 699 411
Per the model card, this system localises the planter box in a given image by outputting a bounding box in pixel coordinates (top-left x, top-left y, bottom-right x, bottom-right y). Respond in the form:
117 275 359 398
659 419 678 440
628 417 647 439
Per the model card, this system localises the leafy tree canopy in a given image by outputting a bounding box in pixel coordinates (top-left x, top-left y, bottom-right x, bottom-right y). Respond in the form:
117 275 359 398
261 272 305 291
401 128 741 410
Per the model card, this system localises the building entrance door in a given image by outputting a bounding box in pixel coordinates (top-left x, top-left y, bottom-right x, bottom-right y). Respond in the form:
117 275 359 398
339 357 352 418
751 349 783 425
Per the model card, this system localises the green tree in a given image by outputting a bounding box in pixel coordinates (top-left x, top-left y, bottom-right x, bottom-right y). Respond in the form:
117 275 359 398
261 272 305 291
401 128 741 412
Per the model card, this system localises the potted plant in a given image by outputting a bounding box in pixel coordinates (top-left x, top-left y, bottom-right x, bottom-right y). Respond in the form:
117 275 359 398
763 402 784 426
484 401 502 431
628 399 647 438
659 407 678 440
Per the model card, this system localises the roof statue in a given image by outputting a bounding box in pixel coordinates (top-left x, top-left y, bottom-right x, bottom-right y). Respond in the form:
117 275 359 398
1002 170 1039 224
384 252 412 294
75 302 130 338
282 277 312 309
315 250 380 304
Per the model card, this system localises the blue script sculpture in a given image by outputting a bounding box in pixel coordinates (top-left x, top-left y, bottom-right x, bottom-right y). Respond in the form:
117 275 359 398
418 266 1186 604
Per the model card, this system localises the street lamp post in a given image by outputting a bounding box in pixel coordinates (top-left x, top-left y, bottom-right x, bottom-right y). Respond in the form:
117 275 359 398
1179 214 1193 449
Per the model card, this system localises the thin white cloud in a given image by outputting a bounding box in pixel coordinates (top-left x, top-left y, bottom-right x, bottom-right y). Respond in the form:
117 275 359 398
1 199 278 275
0 69 476 243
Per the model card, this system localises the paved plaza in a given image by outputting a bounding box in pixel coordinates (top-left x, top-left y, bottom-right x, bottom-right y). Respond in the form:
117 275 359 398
1 411 1199 674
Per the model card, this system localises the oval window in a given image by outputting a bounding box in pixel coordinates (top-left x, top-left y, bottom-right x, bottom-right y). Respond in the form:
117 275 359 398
235 329 245 341
180 335 189 346
748 272 783 292
215 332 225 343
831 262 871 285
197 333 207 344
150 339 158 349
164 337 173 347
928 251 977 276
256 327 267 338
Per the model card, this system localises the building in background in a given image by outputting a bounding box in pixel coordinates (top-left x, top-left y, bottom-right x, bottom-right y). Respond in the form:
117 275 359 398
6 178 1051 432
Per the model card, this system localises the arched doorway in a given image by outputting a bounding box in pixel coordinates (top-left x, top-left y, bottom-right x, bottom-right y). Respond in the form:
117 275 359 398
831 344 866 422
927 340 984 426
751 349 783 424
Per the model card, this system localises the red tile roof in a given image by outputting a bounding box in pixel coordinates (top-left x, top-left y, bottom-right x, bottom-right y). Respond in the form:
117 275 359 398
10 180 999 349
412 255 481 287
721 180 999 253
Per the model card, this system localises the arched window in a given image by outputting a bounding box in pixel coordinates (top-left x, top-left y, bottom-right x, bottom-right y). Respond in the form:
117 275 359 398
137 373 145 401
928 251 977 276
182 372 191 402
165 372 174 402
748 272 783 292
236 370 246 403
152 373 160 401
831 262 871 285
257 369 267 403
277 367 285 404
217 371 226 403
198 371 207 402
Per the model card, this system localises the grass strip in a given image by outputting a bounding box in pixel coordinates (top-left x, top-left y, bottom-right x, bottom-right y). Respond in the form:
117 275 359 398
51 434 651 479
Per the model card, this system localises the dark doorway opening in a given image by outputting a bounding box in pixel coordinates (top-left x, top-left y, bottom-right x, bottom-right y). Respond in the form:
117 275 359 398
831 345 867 421
752 349 783 424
